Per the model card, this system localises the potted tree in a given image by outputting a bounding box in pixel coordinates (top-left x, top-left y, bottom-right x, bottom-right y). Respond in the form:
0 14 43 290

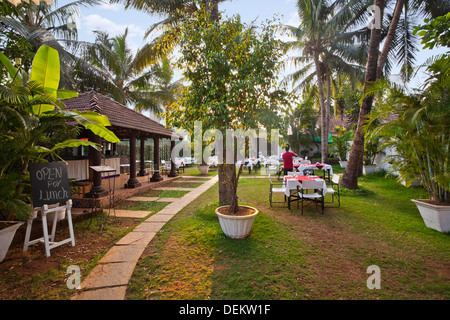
365 15 449 232
164 7 285 238
362 137 379 175
329 126 352 168
0 46 120 262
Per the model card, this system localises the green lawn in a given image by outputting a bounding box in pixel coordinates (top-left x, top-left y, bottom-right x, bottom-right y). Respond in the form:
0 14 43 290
143 189 191 198
115 200 171 212
126 168 450 300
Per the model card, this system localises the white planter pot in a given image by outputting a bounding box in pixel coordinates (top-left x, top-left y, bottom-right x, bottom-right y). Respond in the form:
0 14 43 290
0 222 23 263
198 165 209 175
46 208 66 222
215 205 259 239
363 165 377 175
339 161 347 168
412 199 450 233
401 177 421 187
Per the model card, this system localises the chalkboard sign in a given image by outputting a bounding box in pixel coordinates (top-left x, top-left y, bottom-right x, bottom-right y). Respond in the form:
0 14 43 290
29 162 71 208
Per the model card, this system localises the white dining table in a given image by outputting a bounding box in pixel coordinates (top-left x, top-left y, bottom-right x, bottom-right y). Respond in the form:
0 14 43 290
294 163 333 176
284 175 328 209
284 176 328 197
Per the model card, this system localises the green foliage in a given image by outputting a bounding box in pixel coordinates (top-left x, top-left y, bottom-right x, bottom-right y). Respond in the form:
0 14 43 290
0 0 103 88
0 45 120 221
283 98 319 155
364 65 449 203
365 15 450 203
329 126 352 161
413 13 450 50
77 29 177 115
363 137 381 165
163 8 286 134
163 7 286 212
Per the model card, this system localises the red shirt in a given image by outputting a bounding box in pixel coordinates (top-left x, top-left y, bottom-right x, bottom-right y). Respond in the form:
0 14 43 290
282 151 296 169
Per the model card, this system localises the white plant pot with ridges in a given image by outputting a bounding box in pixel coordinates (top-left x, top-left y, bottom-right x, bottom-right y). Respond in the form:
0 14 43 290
198 165 209 175
0 222 23 263
339 161 347 168
363 164 377 175
46 208 66 222
412 200 450 233
215 206 259 239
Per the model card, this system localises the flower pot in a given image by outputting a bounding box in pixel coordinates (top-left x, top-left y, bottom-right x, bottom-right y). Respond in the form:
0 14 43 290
412 199 450 233
363 164 377 175
198 165 209 175
339 161 347 168
215 205 259 239
401 177 421 187
0 221 23 263
46 205 66 222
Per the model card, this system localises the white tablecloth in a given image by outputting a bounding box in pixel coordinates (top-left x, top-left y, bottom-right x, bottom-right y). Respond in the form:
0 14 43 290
284 177 328 197
295 164 333 175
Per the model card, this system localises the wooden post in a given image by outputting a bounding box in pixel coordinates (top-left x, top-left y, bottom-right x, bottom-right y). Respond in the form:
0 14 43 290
126 130 141 188
85 131 108 198
151 135 163 182
139 137 146 176
168 139 178 177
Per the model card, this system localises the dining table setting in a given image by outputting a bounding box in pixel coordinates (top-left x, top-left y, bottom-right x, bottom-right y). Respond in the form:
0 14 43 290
293 162 333 181
284 175 328 209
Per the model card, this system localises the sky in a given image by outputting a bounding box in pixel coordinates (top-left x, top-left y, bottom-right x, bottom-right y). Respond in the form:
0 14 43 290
66 0 446 91
74 0 300 50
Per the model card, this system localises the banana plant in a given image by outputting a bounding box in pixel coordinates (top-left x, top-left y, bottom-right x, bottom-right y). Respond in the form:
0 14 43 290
1 45 120 145
0 45 120 221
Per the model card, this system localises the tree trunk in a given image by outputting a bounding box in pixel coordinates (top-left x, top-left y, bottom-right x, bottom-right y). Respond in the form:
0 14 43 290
313 50 328 164
341 0 385 189
376 0 405 79
326 69 332 140
218 163 235 207
204 0 220 22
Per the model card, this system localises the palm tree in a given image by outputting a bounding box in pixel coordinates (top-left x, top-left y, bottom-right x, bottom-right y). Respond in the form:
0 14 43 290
76 29 178 115
284 0 370 163
341 0 450 189
134 56 183 113
0 0 102 87
284 93 320 157
107 0 226 72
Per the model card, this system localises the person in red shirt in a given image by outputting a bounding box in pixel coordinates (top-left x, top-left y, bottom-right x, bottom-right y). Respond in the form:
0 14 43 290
282 145 298 176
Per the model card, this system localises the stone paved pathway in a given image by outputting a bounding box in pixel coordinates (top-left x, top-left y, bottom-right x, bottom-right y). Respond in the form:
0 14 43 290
71 175 218 300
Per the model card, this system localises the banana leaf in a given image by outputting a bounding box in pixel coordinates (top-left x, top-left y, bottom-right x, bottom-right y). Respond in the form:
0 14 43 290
0 51 21 84
52 139 102 151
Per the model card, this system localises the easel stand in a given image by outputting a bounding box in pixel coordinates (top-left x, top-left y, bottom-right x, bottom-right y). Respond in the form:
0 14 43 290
23 200 75 257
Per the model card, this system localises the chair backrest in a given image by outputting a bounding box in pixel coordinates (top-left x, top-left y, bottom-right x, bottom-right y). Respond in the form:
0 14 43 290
332 174 341 185
300 179 324 191
269 174 274 184
300 160 311 164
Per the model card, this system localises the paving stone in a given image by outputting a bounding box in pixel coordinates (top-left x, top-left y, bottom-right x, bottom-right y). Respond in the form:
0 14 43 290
112 210 151 218
79 262 136 290
73 175 219 300
133 221 165 233
71 285 128 300
156 197 177 202
145 214 174 223
115 231 156 246
99 245 146 264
